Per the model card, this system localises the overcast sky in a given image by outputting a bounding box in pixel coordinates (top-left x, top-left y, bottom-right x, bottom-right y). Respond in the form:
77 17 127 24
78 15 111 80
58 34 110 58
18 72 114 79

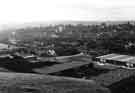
1 0 135 28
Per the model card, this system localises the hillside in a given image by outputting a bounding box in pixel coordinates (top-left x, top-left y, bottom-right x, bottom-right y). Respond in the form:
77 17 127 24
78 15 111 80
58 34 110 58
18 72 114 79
0 72 110 93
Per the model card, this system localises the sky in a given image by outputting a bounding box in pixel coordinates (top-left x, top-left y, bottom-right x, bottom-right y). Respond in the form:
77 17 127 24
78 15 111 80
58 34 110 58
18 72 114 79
1 0 135 29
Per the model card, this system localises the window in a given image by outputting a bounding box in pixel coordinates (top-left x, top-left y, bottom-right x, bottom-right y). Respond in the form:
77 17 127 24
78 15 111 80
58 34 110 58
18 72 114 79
126 63 134 68
100 58 106 63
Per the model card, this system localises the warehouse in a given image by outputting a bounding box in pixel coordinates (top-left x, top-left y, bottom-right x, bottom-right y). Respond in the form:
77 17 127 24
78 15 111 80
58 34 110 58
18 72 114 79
94 53 135 68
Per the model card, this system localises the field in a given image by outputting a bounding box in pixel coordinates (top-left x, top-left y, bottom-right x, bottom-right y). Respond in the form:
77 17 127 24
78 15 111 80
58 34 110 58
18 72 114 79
0 72 110 93
0 53 134 93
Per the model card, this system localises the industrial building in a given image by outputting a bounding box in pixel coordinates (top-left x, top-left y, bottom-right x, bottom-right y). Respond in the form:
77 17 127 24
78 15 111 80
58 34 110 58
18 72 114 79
94 53 135 69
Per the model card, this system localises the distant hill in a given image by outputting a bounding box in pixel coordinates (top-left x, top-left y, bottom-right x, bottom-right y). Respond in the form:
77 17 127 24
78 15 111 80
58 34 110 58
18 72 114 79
0 20 135 42
1 20 135 30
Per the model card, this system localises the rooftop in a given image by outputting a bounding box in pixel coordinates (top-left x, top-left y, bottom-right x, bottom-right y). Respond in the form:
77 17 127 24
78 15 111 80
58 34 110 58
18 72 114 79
96 53 135 64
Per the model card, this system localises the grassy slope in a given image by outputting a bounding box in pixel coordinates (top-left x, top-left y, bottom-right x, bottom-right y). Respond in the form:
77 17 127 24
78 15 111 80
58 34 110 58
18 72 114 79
91 68 135 86
0 72 110 93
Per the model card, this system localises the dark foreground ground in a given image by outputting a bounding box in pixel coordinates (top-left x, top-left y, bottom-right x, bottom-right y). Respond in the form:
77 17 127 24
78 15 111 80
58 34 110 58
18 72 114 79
109 76 135 93
0 56 135 93
0 72 110 93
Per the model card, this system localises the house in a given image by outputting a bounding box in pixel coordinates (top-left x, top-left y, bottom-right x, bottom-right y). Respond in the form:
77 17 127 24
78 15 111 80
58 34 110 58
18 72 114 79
94 53 135 69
